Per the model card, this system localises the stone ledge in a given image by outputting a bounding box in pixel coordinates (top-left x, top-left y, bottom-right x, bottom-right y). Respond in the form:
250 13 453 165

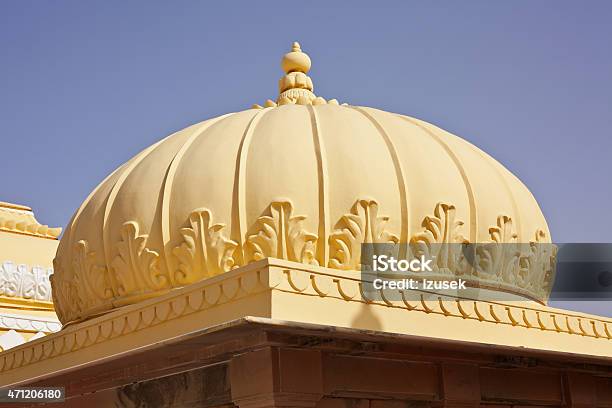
0 258 610 386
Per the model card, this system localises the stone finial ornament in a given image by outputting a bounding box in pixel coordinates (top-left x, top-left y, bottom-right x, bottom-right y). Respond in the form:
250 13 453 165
251 42 337 108
277 42 317 104
281 42 311 75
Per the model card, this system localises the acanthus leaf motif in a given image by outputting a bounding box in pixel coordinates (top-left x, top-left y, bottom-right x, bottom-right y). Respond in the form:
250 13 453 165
475 215 520 282
32 266 52 301
520 229 556 298
50 262 70 323
51 256 84 323
329 199 399 270
72 240 113 307
410 203 468 273
111 221 166 296
0 261 21 298
245 201 318 266
172 208 238 285
0 262 53 303
20 266 37 300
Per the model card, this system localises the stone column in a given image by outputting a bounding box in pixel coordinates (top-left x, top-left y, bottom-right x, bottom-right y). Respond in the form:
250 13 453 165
230 347 324 408
564 373 596 407
435 363 480 407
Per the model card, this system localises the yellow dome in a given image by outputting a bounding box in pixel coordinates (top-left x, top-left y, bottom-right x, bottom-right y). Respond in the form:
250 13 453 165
52 43 552 324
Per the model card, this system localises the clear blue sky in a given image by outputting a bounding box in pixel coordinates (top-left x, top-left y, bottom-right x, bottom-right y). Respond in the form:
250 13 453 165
1 1 611 315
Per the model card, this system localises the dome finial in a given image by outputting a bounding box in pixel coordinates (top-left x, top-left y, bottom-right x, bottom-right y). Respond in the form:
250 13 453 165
281 41 311 74
278 41 316 103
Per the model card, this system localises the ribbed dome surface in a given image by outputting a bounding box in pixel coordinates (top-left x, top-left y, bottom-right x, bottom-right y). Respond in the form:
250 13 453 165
51 44 553 324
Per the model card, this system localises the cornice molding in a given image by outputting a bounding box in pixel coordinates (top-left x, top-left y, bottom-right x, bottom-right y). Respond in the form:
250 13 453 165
0 203 61 239
0 312 61 333
0 258 610 382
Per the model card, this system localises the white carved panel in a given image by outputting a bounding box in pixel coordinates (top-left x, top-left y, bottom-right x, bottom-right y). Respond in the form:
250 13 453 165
0 260 53 302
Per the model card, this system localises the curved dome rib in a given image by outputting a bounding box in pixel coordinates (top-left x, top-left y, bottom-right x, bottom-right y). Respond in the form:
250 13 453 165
351 107 410 248
307 105 331 266
231 108 271 265
468 136 523 240
101 136 170 296
397 115 479 242
161 114 236 284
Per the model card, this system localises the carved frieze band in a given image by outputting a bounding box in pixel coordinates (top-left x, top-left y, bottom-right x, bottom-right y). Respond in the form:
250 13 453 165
51 200 555 323
0 261 53 302
408 203 556 301
0 313 60 333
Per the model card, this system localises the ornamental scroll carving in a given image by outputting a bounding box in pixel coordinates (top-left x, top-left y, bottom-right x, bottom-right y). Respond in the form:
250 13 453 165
474 215 521 282
50 258 84 324
0 261 53 302
173 208 238 284
245 201 318 266
52 255 98 324
111 221 167 296
50 199 556 323
521 229 557 298
73 240 113 307
329 199 399 270
410 203 468 273
405 204 556 300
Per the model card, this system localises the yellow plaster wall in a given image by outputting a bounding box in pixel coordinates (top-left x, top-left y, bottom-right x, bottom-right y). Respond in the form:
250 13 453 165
0 208 61 352
0 231 58 268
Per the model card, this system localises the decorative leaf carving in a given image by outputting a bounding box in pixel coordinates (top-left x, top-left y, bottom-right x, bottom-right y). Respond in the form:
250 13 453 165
489 215 518 243
49 274 66 323
410 203 468 273
329 199 399 270
519 230 557 297
72 240 113 306
0 261 21 298
48 198 559 321
245 201 318 265
33 266 51 301
475 215 520 282
21 267 37 299
50 258 83 323
172 208 238 285
111 222 166 295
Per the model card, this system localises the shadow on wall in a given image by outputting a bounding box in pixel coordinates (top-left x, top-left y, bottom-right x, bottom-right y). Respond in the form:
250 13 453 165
350 303 383 332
